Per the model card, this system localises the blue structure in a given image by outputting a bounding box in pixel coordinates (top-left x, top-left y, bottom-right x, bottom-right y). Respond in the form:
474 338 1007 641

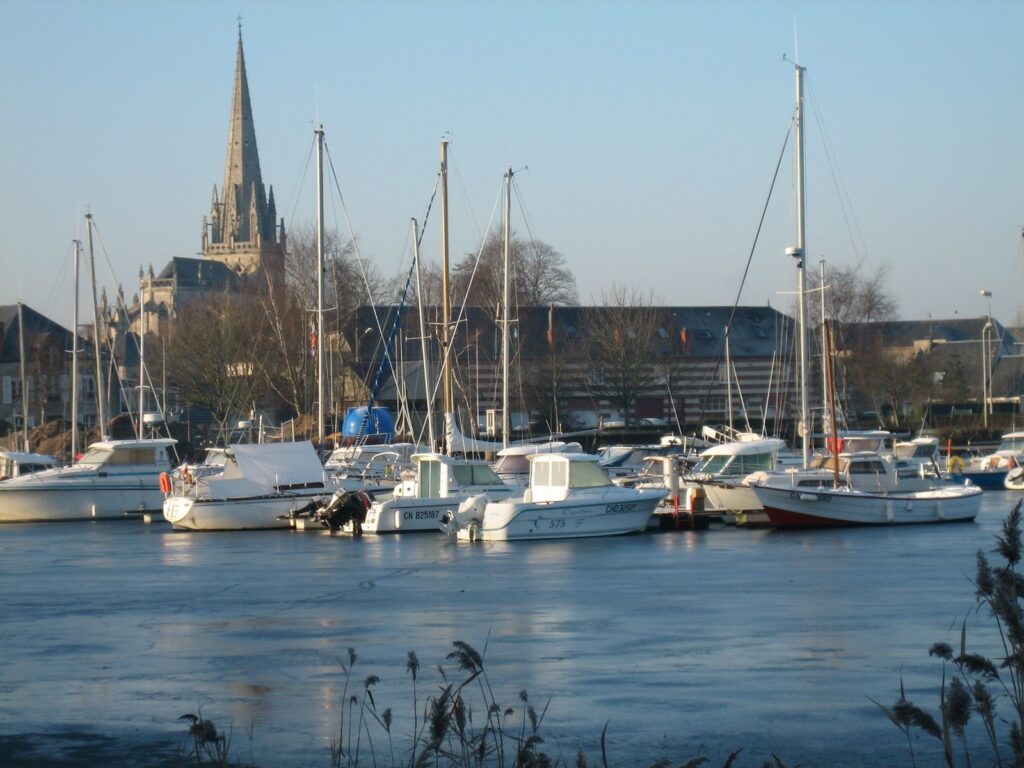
342 407 394 444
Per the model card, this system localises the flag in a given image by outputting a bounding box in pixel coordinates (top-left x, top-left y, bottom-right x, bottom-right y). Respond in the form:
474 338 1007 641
309 319 317 357
546 304 554 347
679 327 691 353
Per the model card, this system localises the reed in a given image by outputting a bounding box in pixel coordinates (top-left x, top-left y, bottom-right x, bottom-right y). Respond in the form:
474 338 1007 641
876 499 1024 767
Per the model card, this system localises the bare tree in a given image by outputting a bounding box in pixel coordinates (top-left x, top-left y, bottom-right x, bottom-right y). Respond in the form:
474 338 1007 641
825 264 898 327
163 292 269 437
286 223 389 333
451 233 578 313
579 286 672 427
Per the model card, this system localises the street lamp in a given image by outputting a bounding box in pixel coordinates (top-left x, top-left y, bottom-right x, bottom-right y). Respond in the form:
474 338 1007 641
980 290 993 427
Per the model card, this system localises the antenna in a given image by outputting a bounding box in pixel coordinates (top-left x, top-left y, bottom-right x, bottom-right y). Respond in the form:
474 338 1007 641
793 17 800 65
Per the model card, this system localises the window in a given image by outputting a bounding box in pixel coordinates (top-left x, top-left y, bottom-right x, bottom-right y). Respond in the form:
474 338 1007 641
106 448 157 466
568 461 611 489
532 460 552 487
419 460 441 498
848 460 886 475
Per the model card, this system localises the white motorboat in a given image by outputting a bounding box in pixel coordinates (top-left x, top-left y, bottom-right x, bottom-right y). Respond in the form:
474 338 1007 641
684 436 800 519
0 438 177 522
451 453 667 541
359 452 513 534
750 481 982 527
0 450 58 481
163 441 335 531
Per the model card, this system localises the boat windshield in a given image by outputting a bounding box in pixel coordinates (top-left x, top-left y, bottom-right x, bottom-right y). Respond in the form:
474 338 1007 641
76 447 113 467
998 436 1024 453
692 454 732 475
451 463 503 486
569 461 612 489
493 454 530 475
692 452 773 475
894 443 936 460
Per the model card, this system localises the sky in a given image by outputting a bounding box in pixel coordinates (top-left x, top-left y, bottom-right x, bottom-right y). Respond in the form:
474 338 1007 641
1 0 1022 333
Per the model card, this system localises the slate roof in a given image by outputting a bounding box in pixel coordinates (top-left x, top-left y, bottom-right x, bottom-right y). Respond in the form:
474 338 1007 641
0 305 81 364
352 304 792 364
156 257 241 291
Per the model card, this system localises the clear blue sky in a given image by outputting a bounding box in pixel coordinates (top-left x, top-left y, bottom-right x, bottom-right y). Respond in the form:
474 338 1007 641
2 0 1022 331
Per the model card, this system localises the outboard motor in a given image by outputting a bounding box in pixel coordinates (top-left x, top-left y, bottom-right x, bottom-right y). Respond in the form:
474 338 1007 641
446 493 490 539
311 489 373 533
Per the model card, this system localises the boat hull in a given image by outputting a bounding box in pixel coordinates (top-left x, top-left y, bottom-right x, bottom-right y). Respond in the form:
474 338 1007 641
163 494 320 531
458 489 665 541
362 497 458 533
752 485 983 528
958 469 1009 490
0 480 163 522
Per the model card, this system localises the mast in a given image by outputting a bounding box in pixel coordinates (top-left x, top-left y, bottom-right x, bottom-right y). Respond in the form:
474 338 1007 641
724 324 733 435
138 275 146 438
788 61 810 468
71 240 80 459
823 320 841 488
86 214 107 439
819 258 829 439
315 125 326 459
412 218 435 449
501 167 512 449
17 302 28 452
440 139 453 440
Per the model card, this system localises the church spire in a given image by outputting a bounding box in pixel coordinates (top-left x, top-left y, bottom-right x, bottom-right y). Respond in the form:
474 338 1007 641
202 28 284 290
220 29 266 244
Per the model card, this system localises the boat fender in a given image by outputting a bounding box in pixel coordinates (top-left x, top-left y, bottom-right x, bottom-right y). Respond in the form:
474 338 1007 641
159 472 172 494
1008 466 1024 482
948 455 965 475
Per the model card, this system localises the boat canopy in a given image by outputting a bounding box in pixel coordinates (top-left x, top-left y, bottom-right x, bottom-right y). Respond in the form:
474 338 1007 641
529 453 611 502
225 442 325 489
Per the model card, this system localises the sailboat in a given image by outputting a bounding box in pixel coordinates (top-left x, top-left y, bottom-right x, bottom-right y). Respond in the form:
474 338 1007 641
748 63 982 527
161 126 340 531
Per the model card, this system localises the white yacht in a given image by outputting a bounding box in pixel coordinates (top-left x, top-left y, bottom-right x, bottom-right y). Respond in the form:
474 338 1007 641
359 452 514 534
684 437 799 519
450 453 667 541
163 441 334 531
0 438 177 523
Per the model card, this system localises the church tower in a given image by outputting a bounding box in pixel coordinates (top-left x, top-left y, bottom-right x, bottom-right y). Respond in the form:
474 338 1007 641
202 30 286 289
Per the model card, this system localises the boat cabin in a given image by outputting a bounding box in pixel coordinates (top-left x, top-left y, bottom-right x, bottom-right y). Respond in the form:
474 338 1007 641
527 453 611 503
692 438 788 477
399 453 509 499
0 450 57 480
996 433 1024 455
75 439 177 473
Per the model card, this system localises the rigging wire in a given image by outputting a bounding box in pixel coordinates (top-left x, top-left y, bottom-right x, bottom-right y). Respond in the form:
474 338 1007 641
805 75 870 270
694 117 795 431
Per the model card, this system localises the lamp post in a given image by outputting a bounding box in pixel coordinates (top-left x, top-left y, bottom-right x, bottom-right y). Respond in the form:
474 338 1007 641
981 289 993 428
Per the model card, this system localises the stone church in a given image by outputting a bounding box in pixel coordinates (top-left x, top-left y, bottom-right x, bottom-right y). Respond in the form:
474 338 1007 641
113 31 286 340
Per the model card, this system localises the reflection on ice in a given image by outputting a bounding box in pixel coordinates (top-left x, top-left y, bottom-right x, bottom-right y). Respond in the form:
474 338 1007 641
0 493 1018 766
